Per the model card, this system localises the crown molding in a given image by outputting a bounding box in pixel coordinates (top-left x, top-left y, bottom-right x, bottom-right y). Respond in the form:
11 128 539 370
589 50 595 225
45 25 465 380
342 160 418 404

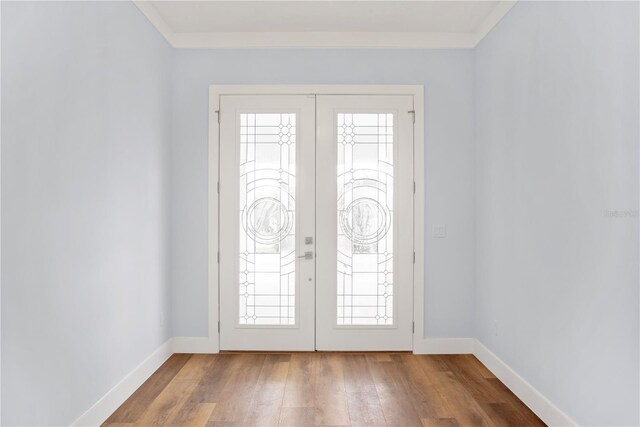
134 0 517 49
471 0 517 46
134 1 178 45
171 31 476 49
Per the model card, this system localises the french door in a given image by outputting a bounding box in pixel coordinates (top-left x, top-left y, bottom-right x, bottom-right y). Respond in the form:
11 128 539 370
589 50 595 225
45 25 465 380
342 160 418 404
219 93 414 351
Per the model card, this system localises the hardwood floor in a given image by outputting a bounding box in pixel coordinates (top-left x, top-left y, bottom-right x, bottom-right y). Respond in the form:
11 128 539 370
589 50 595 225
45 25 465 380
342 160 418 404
103 353 545 427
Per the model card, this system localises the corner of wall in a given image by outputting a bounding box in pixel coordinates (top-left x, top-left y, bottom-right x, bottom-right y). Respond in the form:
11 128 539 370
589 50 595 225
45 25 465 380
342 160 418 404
71 339 174 427
473 340 577 426
71 336 219 426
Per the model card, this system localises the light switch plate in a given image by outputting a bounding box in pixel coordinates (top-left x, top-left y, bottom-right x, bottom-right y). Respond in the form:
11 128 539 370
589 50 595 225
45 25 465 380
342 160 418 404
432 225 446 238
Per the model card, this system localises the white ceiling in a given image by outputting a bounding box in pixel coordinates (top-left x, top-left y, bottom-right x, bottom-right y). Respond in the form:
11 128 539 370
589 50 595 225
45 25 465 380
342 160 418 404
134 0 517 48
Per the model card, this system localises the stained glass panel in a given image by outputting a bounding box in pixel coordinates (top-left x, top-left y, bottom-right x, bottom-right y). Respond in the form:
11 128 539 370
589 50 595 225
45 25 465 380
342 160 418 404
239 113 296 325
337 113 394 325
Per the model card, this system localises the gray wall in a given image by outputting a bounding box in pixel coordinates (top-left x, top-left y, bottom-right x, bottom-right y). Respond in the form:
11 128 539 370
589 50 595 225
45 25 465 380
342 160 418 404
1 2 172 425
475 2 639 425
170 49 477 339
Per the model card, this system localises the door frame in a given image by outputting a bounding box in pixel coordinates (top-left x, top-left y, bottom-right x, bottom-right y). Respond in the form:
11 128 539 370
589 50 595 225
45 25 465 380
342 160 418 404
208 85 425 352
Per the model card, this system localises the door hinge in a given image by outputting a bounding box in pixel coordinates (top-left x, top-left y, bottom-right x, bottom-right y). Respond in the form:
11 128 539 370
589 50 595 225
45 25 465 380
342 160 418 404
218 321 220 333
217 181 220 194
408 110 415 124
215 110 220 124
217 251 220 264
413 252 416 264
412 321 415 333
413 181 416 194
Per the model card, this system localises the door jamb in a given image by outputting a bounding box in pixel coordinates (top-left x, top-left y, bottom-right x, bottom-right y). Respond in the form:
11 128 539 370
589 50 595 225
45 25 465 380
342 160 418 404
208 85 425 352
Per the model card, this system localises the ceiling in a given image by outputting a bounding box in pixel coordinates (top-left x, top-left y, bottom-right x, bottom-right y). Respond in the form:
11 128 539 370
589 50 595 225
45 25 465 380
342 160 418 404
134 0 517 48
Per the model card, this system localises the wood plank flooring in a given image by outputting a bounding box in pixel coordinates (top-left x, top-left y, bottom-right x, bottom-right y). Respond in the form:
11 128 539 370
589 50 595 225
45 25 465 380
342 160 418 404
103 353 545 427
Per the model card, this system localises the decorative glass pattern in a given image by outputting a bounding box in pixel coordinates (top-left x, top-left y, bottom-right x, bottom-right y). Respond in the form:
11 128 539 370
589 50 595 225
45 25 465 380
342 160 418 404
337 113 394 325
239 113 296 325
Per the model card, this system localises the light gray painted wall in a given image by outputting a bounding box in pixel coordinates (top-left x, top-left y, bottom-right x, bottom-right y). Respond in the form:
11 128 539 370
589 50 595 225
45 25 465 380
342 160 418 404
1 2 173 425
475 2 639 425
170 49 477 339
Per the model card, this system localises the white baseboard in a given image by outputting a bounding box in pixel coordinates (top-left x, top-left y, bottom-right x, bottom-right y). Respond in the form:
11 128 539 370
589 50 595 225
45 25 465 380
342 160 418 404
171 336 219 354
71 339 173 427
473 339 577 427
71 337 219 426
414 337 576 426
413 337 475 354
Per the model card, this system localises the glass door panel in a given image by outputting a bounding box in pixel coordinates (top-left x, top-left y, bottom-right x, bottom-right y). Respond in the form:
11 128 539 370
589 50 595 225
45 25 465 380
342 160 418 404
337 113 395 326
239 113 297 326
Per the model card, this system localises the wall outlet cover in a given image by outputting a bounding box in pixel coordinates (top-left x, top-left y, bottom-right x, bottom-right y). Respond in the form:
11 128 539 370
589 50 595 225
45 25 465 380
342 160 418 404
432 225 447 238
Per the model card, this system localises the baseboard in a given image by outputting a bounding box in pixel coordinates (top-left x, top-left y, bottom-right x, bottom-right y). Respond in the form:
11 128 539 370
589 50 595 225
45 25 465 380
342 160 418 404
70 337 218 426
171 336 219 354
412 337 476 354
71 338 173 426
414 337 577 426
473 339 577 427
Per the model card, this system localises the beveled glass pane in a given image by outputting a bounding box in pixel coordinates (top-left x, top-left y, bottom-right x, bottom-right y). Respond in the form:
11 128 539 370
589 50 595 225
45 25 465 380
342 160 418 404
337 113 394 326
239 113 296 325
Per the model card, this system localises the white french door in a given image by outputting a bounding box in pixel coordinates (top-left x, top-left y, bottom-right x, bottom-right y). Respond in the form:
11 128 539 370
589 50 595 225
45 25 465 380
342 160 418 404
219 93 414 351
219 95 316 351
315 95 414 350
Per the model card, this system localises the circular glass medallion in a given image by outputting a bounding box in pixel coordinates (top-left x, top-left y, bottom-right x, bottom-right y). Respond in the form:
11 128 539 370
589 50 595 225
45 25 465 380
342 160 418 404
340 197 390 245
245 196 293 245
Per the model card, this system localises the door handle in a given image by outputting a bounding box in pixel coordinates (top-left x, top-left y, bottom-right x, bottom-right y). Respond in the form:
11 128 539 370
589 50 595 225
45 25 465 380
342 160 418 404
297 251 313 260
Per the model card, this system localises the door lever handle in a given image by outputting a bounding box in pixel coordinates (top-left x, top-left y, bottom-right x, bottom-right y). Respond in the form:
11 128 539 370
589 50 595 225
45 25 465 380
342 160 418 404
297 251 313 260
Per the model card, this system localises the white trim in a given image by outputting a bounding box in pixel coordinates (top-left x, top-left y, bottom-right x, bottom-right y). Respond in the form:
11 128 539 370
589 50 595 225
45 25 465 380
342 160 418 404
172 337 219 354
132 1 177 46
209 85 424 96
412 338 475 354
209 85 425 352
471 1 518 46
133 1 517 49
412 86 426 348
208 87 221 353
473 340 578 427
171 31 476 49
71 339 173 427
